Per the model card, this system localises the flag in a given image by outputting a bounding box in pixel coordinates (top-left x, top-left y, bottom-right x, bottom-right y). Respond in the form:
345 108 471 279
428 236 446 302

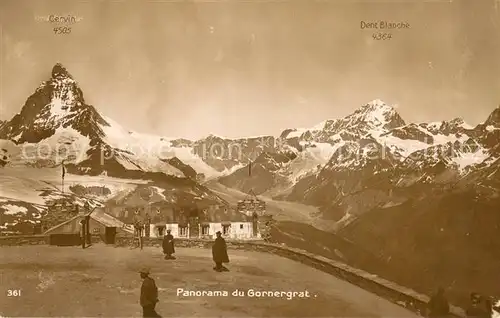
248 161 252 176
62 164 65 179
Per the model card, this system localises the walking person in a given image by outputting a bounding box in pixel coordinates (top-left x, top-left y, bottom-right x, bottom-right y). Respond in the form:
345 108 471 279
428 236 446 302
162 229 175 260
211 231 229 272
139 268 160 318
427 287 450 317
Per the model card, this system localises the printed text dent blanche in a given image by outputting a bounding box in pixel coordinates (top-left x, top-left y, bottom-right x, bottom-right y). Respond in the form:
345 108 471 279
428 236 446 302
360 21 410 29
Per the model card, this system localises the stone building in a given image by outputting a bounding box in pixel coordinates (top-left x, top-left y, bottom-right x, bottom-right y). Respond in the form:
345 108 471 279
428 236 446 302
236 196 273 240
146 204 255 240
104 202 262 240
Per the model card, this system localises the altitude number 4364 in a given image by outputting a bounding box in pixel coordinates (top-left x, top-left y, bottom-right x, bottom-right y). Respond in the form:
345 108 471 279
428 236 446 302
373 33 392 40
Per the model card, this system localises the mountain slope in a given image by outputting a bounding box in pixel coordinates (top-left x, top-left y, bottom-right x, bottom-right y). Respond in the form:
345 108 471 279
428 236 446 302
337 191 500 309
283 101 496 218
0 64 185 178
0 64 231 233
218 100 493 211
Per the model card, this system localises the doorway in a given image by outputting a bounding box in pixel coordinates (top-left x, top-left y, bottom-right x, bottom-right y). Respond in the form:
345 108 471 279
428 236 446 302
104 227 117 244
157 226 165 237
188 217 200 238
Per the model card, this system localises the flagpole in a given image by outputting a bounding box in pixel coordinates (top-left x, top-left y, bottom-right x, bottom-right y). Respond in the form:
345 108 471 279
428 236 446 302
61 161 65 194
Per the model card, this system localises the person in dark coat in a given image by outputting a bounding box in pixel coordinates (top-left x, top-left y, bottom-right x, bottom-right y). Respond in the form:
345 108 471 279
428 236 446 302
212 231 229 272
466 293 489 318
484 298 493 318
139 268 160 318
162 230 175 260
427 287 450 317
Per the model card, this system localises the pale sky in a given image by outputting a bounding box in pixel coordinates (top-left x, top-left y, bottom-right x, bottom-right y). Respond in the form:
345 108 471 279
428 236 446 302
0 0 499 139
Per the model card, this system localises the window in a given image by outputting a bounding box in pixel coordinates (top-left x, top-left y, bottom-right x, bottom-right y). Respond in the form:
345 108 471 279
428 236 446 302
222 224 231 235
179 226 188 237
202 225 210 235
240 224 244 229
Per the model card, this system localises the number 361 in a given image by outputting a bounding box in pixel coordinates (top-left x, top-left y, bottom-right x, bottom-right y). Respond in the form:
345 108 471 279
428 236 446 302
7 289 21 296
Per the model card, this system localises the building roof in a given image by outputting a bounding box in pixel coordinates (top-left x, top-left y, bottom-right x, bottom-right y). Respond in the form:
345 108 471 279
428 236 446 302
44 208 127 234
200 205 253 222
91 208 126 228
43 211 91 234
103 203 252 225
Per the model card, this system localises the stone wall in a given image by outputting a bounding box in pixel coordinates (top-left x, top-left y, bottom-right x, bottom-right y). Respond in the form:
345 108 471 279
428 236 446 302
112 235 264 249
0 235 465 317
0 235 49 246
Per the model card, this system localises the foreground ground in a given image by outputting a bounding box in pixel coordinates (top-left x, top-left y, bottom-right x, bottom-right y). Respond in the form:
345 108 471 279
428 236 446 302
0 245 418 317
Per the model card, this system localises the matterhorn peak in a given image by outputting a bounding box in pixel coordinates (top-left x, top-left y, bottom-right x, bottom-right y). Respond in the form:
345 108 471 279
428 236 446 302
51 63 73 79
0 62 106 144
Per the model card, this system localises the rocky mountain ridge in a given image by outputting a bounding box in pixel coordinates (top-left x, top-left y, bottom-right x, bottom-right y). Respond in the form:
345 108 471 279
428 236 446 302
1 63 499 235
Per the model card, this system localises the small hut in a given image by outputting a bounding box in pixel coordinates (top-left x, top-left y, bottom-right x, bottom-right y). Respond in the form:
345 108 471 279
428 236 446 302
44 208 129 245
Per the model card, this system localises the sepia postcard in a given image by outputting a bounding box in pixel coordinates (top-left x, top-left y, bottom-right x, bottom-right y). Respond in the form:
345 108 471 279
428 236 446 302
0 0 499 317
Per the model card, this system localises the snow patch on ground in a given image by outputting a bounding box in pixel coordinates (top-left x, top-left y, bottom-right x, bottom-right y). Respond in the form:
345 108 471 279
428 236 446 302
100 115 221 178
3 205 28 215
486 125 497 132
376 134 429 158
452 149 490 170
151 186 166 200
167 146 220 178
0 127 91 166
283 142 335 182
0 166 147 204
286 120 328 139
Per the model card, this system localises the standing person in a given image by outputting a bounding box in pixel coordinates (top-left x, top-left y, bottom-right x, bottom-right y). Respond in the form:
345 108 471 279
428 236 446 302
134 221 143 249
466 293 489 318
80 219 86 249
162 229 175 260
139 268 160 318
427 287 450 317
484 298 493 318
211 231 229 272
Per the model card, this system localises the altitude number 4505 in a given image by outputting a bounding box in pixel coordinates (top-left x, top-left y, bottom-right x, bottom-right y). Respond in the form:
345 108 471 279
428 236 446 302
54 27 71 35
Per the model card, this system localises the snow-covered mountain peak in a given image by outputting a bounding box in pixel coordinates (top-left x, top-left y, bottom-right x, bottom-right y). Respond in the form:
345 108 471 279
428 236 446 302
485 106 500 127
310 120 329 131
365 99 388 108
205 133 228 141
352 99 405 130
0 63 105 145
51 63 73 80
